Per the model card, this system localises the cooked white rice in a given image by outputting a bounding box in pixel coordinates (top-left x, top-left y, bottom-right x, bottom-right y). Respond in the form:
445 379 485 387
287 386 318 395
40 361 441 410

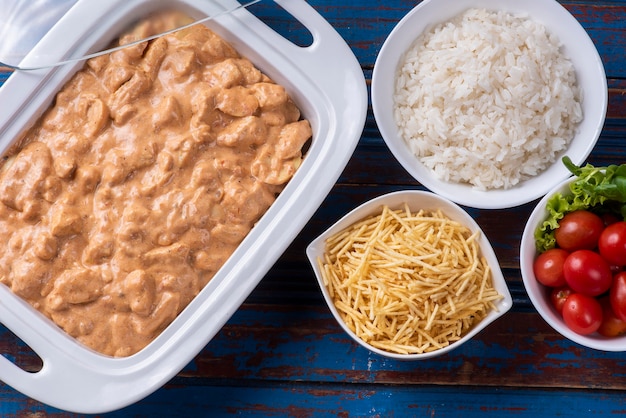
393 8 583 190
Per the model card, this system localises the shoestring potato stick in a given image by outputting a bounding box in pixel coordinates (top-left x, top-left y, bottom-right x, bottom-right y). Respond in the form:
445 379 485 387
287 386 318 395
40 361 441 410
317 204 503 355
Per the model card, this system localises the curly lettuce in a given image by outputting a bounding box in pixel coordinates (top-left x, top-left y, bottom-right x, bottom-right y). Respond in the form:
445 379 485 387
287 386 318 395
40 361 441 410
534 156 626 253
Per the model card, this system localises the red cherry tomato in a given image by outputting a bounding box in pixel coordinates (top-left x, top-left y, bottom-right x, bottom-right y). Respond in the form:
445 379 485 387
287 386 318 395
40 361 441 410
598 296 626 337
555 210 604 251
550 285 574 315
598 221 626 267
563 250 613 297
533 248 569 287
610 272 626 322
562 293 603 335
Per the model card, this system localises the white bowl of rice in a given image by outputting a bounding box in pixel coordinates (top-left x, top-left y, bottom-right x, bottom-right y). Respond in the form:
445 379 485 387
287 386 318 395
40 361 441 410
306 190 513 359
371 0 607 209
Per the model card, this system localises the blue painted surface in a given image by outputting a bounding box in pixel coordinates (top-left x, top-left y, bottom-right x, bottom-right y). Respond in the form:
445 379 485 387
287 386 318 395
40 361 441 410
2 382 626 417
111 385 626 417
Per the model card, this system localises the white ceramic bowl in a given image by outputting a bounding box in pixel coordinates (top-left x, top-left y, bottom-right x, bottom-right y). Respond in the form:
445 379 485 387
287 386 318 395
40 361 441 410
306 190 513 360
0 0 367 413
371 0 607 209
521 177 626 351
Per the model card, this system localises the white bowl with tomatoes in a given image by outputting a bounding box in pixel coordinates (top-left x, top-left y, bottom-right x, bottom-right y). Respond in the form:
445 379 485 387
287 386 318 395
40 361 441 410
521 161 626 351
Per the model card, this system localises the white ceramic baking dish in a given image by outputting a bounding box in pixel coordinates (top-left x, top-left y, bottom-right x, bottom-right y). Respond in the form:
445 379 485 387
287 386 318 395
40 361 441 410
0 0 367 413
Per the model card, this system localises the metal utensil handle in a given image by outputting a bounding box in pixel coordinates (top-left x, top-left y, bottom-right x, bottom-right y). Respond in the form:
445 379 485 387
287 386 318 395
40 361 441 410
1 0 262 70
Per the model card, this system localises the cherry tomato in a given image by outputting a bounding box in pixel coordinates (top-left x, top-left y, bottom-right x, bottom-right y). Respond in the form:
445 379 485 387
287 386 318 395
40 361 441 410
563 250 613 296
533 248 569 287
550 285 574 315
598 296 626 337
598 221 626 267
610 272 626 322
562 293 603 335
555 210 604 251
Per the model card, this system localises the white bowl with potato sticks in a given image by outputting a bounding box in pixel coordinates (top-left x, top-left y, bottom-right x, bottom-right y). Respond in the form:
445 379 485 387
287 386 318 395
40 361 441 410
371 0 607 209
306 190 513 360
521 158 626 351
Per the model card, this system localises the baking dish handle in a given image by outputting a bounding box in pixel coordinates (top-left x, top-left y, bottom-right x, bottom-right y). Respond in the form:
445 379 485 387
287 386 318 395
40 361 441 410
0 287 118 410
256 0 360 74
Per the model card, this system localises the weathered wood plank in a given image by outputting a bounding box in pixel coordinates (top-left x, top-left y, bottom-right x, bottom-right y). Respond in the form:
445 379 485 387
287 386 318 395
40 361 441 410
3 306 623 394
2 381 626 417
178 306 626 390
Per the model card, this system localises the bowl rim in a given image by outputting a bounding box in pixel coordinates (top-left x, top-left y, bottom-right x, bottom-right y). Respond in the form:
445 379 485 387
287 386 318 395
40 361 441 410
371 0 608 209
306 189 513 360
520 176 626 351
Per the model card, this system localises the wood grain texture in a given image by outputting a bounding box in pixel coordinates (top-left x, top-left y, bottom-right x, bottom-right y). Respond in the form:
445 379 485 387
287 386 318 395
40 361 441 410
1 0 626 416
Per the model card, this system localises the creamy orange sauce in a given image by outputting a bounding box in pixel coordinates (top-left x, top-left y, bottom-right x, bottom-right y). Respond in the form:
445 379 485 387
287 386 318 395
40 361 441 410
0 11 311 357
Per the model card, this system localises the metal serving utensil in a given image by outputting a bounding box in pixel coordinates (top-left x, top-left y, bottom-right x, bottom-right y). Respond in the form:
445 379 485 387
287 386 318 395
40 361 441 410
0 0 261 71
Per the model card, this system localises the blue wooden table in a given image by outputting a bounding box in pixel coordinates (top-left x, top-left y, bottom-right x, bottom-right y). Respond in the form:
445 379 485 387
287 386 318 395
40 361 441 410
1 0 626 416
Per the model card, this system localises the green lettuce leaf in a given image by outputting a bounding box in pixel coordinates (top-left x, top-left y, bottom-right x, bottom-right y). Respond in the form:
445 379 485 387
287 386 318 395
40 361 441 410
534 157 626 253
